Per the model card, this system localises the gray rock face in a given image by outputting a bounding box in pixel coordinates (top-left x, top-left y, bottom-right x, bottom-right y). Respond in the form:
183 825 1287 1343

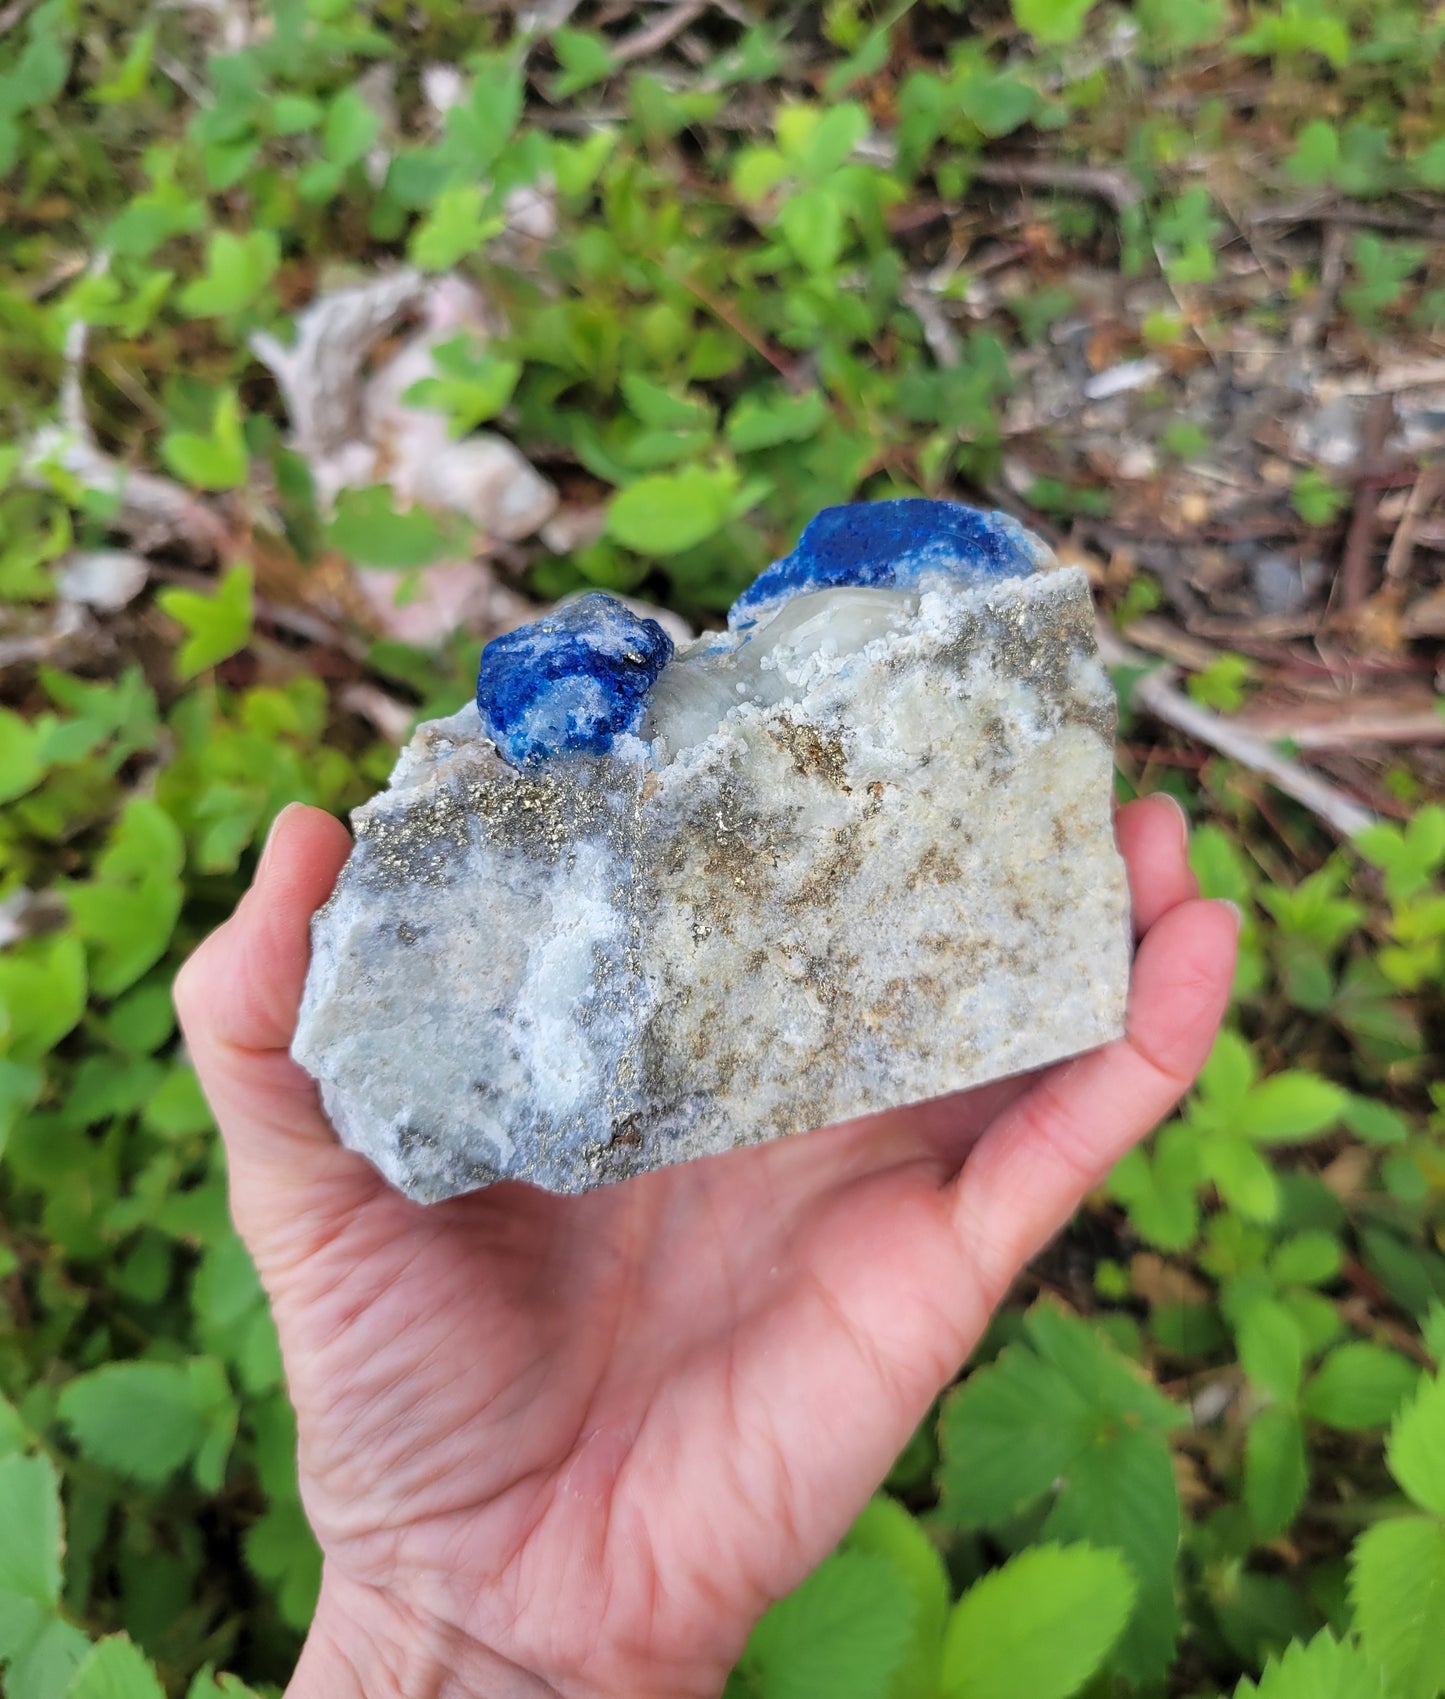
294 559 1131 1201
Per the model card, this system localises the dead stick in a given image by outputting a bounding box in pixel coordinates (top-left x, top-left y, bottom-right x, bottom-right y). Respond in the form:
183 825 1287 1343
1337 394 1395 610
1383 466 1441 586
968 157 1142 213
1094 624 1377 840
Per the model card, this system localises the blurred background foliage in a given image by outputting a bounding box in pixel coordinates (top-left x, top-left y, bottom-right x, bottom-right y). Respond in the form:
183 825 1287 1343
1 0 1443 1695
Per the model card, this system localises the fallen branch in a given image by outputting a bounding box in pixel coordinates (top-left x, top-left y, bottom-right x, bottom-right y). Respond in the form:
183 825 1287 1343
1094 624 1378 839
1337 394 1395 610
968 157 1142 214
613 0 708 62
1235 708 1445 750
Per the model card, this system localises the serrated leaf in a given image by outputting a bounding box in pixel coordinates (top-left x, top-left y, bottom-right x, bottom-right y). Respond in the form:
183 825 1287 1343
1237 1073 1348 1144
409 182 502 271
779 186 845 272
0 932 87 1063
1236 1297 1305 1402
1386 1371 1445 1515
939 1346 1092 1527
726 388 828 452
322 84 380 167
66 1636 166 1699
1244 1406 1308 1539
941 1544 1135 1699
1042 1424 1180 1683
0 1454 62 1603
846 1497 949 1699
1234 1631 1388 1699
325 485 470 569
607 466 740 555
156 562 253 678
742 1552 916 1699
8 1616 90 1699
1302 1344 1419 1430
178 230 278 317
957 71 1037 139
1350 1515 1445 1699
159 391 248 491
57 1361 208 1485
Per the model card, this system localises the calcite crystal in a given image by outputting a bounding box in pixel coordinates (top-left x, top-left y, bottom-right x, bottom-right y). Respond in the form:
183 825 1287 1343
293 501 1132 1201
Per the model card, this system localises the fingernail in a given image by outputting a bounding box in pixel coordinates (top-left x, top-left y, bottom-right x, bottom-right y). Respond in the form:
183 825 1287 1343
1218 898 1244 933
1155 792 1190 849
258 802 302 881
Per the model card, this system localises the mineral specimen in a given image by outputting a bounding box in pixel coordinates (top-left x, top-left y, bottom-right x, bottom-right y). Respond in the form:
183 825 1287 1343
293 500 1132 1201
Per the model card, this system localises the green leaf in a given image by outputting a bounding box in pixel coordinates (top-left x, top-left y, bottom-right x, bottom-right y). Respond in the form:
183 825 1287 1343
1287 119 1339 184
91 21 156 104
322 84 380 167
1351 1515 1445 1699
607 466 740 556
0 1454 62 1604
1237 1073 1348 1144
939 1345 1093 1527
157 562 253 678
1011 0 1100 46
66 1636 166 1699
178 230 278 317
8 1617 91 1699
0 933 87 1064
957 71 1037 139
1386 1371 1445 1515
1234 1631 1388 1699
742 1552 916 1699
620 373 714 433
1271 1230 1342 1287
1236 1297 1305 1403
941 1544 1133 1699
57 1361 209 1485
845 1497 949 1699
1343 1097 1410 1146
726 389 829 452
160 390 249 490
0 707 48 803
1042 1424 1180 1683
1244 1406 1308 1539
552 28 615 99
409 183 502 271
325 486 469 569
1302 1344 1419 1430
779 186 845 272
64 799 185 996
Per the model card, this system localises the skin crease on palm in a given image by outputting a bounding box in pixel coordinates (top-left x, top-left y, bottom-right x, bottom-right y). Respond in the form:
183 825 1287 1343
175 794 1237 1699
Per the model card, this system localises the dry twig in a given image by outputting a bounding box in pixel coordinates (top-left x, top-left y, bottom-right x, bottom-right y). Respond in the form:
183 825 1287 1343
968 157 1142 214
1337 394 1395 610
1094 624 1378 839
613 0 709 62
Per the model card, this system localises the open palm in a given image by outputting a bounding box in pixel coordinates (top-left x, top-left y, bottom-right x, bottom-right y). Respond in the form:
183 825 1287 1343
177 798 1235 1699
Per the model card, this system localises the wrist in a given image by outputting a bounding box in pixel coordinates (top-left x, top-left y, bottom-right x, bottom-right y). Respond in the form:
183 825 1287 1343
288 1568 561 1699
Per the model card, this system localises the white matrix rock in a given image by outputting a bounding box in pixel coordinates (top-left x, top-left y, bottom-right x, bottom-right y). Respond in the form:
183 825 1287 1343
294 506 1131 1200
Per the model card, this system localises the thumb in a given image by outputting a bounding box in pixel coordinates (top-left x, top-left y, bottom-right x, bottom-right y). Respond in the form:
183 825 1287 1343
175 803 379 1251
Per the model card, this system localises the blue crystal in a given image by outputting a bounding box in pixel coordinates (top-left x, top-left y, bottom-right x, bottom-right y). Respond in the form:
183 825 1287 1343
476 593 674 766
730 499 1040 627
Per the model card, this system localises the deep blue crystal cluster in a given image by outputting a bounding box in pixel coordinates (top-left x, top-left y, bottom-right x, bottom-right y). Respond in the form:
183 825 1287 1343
475 501 1037 765
475 593 673 766
729 499 1039 626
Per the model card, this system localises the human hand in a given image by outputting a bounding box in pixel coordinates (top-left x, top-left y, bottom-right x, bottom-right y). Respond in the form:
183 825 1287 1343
176 795 1236 1699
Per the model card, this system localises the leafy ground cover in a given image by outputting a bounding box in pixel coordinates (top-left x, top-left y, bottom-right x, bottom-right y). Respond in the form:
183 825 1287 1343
1 1 1443 1695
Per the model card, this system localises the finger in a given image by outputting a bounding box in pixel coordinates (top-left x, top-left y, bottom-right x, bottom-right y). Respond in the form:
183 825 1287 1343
1115 793 1197 938
950 896 1237 1306
176 804 366 1209
179 803 352 1056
